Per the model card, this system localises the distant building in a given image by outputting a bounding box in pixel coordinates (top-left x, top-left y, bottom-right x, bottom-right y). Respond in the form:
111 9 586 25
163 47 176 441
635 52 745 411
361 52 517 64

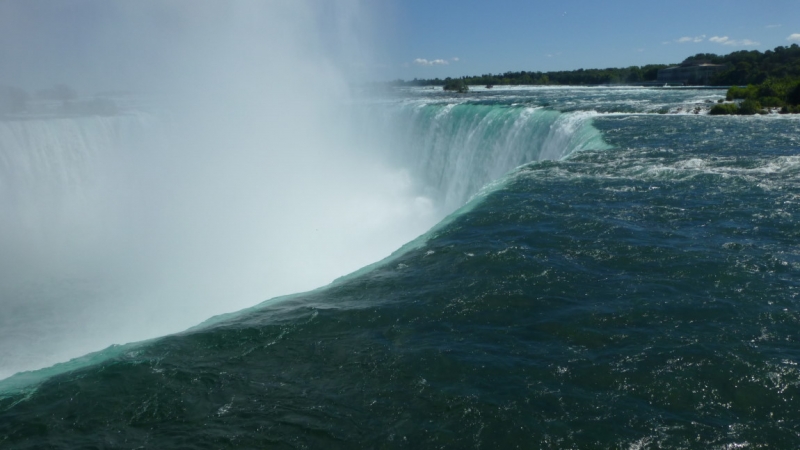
657 63 727 85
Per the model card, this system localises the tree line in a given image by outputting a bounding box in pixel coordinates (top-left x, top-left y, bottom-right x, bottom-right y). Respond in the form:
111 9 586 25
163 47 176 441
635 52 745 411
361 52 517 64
395 64 669 88
685 44 800 85
392 44 800 88
710 77 800 115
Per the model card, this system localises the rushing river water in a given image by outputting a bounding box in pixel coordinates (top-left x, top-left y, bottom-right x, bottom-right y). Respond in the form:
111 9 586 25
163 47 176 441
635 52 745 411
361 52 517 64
2 86 799 449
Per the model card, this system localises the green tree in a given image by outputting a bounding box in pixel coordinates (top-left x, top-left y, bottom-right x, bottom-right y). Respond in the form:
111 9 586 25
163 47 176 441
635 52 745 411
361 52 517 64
443 78 469 93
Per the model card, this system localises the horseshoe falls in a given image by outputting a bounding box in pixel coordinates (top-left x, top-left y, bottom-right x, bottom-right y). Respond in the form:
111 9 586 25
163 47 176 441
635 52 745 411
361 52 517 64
3 85 800 449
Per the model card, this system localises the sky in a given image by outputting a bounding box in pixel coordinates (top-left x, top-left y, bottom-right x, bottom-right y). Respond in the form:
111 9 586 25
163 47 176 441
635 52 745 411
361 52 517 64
1 0 800 91
379 0 800 80
0 0 370 92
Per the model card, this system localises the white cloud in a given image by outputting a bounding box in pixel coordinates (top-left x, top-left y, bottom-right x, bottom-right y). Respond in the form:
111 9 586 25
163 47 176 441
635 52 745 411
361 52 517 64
709 36 759 46
451 57 460 62
788 33 800 42
676 35 705 43
413 58 449 66
767 24 782 29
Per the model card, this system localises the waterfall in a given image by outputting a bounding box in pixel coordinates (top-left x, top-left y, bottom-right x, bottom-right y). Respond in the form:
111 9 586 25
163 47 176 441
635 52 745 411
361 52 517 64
0 94 609 382
367 100 609 211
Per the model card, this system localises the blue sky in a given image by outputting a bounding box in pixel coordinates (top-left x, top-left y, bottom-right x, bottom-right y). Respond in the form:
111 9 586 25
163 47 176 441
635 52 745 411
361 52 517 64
2 1 800 91
379 0 800 80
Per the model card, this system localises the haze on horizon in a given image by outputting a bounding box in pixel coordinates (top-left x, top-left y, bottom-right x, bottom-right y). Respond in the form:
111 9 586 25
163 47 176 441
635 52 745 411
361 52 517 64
0 1 386 95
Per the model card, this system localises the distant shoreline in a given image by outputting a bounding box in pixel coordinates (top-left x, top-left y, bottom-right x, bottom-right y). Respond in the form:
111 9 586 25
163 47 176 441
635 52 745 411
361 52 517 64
387 44 800 89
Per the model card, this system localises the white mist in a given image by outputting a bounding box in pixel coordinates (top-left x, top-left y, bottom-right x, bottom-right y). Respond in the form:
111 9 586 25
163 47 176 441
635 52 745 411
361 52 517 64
0 1 437 380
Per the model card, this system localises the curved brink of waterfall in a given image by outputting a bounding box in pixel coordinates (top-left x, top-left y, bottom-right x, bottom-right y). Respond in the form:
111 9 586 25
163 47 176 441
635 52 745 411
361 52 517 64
0 101 610 395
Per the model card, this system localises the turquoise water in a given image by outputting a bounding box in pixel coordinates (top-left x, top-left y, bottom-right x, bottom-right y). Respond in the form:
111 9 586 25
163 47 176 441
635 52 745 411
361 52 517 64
2 87 800 448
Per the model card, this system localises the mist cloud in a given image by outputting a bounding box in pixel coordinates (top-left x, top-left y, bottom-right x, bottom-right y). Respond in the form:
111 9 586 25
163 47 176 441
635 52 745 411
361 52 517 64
0 0 440 380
